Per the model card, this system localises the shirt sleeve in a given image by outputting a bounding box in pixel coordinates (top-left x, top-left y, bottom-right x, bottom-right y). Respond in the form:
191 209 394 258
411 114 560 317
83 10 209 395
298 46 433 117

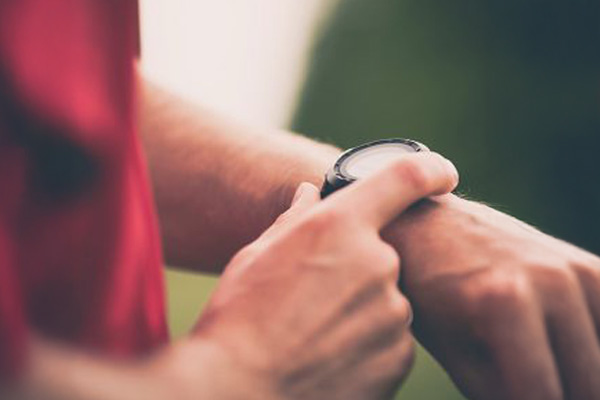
0 223 27 380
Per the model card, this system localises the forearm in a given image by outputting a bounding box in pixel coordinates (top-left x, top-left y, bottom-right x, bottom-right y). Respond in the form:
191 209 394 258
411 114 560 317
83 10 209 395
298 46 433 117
14 338 242 400
139 80 340 271
19 341 165 400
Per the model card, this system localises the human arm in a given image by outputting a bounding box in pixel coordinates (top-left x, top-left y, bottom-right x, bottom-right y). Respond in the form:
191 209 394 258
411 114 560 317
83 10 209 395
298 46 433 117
140 79 600 399
16 338 215 400
139 80 340 272
384 195 600 400
8 154 457 400
19 335 288 400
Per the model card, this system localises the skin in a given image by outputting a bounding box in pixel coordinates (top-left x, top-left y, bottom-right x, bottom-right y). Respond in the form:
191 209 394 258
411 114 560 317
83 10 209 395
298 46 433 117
13 79 600 399
387 197 600 400
16 122 459 398
140 82 600 399
139 81 341 270
180 154 458 400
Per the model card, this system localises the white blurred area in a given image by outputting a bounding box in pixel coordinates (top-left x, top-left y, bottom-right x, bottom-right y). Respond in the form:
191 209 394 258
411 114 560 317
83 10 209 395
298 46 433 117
140 0 337 128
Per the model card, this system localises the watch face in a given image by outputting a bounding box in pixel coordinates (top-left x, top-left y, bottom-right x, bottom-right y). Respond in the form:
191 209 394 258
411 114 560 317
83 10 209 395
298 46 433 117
339 139 427 180
321 138 427 198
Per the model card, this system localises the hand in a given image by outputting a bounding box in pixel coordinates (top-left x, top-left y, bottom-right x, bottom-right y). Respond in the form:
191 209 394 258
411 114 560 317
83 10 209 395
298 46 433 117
190 153 458 400
387 196 600 400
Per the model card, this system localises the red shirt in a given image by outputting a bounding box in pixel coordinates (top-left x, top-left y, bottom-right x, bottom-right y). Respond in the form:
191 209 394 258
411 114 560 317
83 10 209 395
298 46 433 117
0 0 168 378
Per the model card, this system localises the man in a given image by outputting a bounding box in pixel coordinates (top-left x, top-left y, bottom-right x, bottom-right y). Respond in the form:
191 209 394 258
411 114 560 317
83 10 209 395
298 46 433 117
1 2 599 400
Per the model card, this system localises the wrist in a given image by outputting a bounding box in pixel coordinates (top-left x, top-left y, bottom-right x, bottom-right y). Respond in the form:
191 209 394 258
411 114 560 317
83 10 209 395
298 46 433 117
23 338 174 400
273 143 340 213
154 337 277 400
382 193 469 253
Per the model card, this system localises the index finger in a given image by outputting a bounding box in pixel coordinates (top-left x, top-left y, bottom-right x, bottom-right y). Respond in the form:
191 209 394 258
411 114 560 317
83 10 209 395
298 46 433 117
322 152 459 229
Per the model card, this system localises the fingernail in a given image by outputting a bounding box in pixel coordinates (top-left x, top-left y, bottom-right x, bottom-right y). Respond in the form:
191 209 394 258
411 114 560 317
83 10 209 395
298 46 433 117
291 183 307 205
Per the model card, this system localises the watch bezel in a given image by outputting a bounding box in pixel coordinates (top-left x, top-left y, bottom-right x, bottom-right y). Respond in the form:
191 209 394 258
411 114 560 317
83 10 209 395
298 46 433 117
321 138 427 198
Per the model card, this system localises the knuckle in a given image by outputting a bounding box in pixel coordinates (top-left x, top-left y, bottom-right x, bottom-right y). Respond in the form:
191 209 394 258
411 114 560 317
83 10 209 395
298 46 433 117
572 256 600 289
375 334 415 384
534 262 579 295
466 270 532 321
355 241 400 282
390 158 432 192
388 335 416 378
309 208 345 229
385 293 412 326
380 244 401 266
360 264 389 288
374 245 401 277
297 209 342 234
399 336 416 372
369 259 399 285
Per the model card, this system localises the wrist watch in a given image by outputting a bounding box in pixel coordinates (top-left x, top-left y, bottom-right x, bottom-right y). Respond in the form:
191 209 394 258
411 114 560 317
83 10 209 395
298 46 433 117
320 138 429 198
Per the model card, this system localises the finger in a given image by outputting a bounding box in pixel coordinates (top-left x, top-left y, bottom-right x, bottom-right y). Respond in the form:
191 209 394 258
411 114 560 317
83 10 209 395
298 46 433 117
352 332 415 400
574 256 600 339
323 152 458 229
542 271 600 399
289 182 321 212
428 348 495 400
263 182 320 236
321 287 413 356
409 288 496 400
482 287 563 400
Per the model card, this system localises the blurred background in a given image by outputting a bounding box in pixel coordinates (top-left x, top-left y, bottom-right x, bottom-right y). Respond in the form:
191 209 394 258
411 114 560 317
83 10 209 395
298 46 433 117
140 1 599 399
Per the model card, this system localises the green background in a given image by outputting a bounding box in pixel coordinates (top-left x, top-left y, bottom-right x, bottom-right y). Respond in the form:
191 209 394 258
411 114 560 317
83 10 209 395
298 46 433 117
166 1 599 399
